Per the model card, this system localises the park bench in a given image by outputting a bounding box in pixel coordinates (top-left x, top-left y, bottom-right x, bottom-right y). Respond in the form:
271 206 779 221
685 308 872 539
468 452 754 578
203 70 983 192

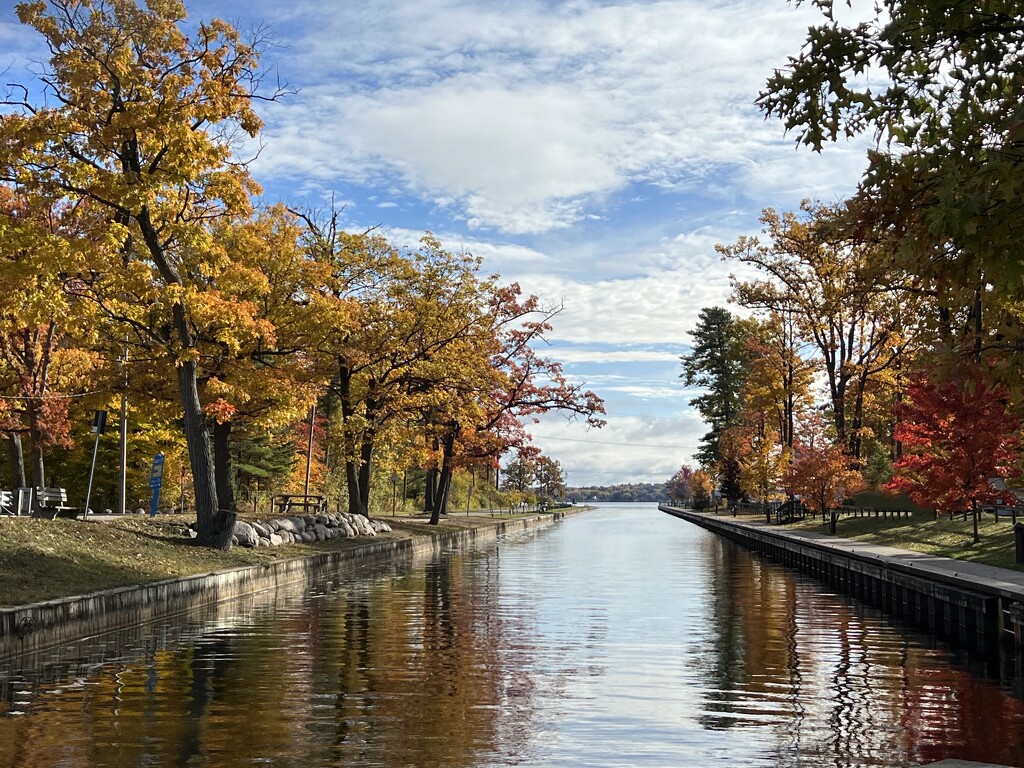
0 490 12 516
33 487 80 519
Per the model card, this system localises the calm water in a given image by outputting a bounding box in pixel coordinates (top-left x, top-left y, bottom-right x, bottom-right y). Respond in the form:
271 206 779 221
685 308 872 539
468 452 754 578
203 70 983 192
3 504 1024 767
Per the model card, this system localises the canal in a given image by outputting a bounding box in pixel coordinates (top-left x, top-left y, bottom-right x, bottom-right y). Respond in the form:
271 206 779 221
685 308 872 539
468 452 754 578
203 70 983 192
3 504 1024 767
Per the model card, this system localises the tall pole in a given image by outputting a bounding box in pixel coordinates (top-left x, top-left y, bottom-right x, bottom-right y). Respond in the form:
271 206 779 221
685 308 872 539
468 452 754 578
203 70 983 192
118 339 127 515
303 404 316 498
84 410 106 517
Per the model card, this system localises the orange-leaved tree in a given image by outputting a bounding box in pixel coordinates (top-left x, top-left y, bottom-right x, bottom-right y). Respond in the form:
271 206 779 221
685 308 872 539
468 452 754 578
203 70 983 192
885 367 1021 543
0 0 286 546
0 186 100 503
785 413 863 534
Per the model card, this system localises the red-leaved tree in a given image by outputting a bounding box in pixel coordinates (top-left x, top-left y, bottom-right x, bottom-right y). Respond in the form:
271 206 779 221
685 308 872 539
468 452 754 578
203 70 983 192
666 465 695 505
885 368 1021 543
785 413 863 534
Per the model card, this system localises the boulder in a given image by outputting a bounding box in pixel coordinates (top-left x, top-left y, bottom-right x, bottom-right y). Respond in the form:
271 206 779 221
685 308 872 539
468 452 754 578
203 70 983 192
313 523 329 541
291 516 306 533
301 530 316 544
232 521 259 548
269 533 283 546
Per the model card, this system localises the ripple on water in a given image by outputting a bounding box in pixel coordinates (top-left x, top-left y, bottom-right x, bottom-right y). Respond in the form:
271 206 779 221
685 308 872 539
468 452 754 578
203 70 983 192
3 505 1024 768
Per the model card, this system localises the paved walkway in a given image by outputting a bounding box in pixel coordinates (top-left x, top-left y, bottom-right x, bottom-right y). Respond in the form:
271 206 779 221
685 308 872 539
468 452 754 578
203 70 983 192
661 507 1024 602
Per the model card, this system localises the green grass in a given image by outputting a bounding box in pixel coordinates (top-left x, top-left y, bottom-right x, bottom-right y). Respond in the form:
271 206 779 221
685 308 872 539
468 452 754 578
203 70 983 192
793 510 1024 571
702 505 1024 571
0 512 521 608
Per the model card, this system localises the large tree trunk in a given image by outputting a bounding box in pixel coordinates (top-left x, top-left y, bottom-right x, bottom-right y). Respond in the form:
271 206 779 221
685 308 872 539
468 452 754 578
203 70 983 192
179 361 231 548
6 432 25 488
337 363 367 517
139 209 227 547
213 419 235 516
27 409 45 516
345 460 365 517
424 468 437 512
428 428 457 525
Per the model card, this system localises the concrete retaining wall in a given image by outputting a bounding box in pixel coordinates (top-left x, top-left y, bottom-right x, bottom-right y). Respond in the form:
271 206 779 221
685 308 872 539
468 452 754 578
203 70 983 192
1 511 575 659
660 505 1024 656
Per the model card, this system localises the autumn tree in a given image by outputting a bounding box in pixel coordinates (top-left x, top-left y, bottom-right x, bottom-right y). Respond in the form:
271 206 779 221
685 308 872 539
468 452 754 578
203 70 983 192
534 456 566 500
0 0 286 546
737 422 788 508
690 469 714 511
885 368 1021 543
785 413 863 534
199 206 330 514
424 283 604 523
724 203 914 461
742 313 814 451
665 465 694 505
0 186 100 505
502 451 537 494
759 0 1024 306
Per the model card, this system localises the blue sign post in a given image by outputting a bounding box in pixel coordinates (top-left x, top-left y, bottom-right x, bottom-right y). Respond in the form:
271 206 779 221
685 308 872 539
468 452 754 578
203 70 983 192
149 453 165 517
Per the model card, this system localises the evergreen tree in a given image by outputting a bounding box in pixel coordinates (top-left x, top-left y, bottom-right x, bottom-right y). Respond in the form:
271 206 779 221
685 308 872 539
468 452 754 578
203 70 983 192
680 307 750 486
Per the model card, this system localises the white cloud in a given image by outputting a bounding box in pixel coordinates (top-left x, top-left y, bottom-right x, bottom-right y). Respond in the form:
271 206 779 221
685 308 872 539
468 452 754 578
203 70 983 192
239 0 868 234
527 411 707 486
548 349 681 364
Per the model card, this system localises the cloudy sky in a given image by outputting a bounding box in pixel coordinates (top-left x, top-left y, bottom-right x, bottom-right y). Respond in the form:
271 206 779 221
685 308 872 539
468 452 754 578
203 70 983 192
1 0 873 487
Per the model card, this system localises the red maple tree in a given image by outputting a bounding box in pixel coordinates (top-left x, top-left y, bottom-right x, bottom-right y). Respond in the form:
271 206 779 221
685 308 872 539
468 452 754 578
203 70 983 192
785 413 863 534
885 368 1021 542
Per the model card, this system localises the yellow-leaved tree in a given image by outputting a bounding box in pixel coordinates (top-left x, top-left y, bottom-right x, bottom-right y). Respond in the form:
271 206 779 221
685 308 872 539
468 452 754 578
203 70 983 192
0 0 285 546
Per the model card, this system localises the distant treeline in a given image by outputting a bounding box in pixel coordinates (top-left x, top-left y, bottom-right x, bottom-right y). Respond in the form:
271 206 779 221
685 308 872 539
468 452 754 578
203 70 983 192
565 483 664 503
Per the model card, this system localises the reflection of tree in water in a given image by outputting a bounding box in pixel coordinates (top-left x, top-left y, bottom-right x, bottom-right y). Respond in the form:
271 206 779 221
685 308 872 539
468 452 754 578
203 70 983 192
313 548 533 768
686 533 1024 768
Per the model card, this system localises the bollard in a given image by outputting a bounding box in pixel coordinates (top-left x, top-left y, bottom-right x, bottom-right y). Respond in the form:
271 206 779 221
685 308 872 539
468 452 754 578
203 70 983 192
1016 522 1024 564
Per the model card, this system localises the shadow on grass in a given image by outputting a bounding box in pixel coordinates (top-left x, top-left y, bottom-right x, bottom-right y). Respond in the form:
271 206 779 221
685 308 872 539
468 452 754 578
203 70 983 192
833 511 1023 571
3 547 190 606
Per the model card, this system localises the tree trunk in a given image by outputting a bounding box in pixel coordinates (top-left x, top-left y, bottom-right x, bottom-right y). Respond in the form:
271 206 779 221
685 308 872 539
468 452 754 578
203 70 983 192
429 429 457 525
213 419 235 516
179 361 231 548
27 407 45 515
972 500 979 544
424 467 437 513
430 466 453 525
345 460 365 517
6 432 25 488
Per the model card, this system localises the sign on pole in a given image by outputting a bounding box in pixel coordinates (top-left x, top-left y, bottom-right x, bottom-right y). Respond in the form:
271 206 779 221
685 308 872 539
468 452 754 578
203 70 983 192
149 453 165 517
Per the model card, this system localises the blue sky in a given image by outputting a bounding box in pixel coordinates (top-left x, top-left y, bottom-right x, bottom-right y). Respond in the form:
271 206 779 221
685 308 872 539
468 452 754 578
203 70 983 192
0 0 873 486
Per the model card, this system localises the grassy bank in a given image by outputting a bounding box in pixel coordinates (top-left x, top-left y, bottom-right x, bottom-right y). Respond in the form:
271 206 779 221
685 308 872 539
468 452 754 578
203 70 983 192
0 511 535 609
709 507 1024 571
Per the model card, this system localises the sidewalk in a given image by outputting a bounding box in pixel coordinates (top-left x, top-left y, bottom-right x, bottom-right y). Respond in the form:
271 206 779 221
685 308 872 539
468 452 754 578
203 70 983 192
662 506 1024 602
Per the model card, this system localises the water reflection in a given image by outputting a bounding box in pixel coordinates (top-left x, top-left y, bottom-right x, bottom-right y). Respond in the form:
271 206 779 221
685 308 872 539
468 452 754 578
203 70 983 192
694 531 1024 767
3 506 1024 767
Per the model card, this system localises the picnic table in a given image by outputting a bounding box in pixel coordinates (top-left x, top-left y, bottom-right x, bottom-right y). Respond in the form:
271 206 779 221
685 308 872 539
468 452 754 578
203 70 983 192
273 494 325 515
